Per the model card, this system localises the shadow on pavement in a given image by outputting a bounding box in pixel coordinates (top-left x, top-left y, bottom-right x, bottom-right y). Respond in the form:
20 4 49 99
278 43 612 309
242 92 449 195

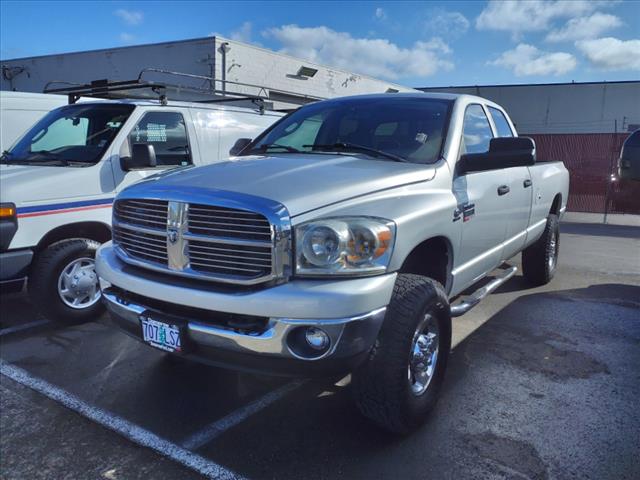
200 282 640 480
561 222 640 239
0 292 42 329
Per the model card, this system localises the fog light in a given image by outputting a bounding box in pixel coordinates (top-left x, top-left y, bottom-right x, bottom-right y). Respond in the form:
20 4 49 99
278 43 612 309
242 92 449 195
305 327 330 350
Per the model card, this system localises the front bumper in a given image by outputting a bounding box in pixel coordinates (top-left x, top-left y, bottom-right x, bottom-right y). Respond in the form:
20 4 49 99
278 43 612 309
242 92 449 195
0 249 33 291
96 243 396 376
103 288 386 376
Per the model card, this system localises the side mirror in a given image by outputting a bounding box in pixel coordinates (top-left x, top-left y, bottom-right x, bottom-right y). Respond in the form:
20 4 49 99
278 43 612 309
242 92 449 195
121 144 157 170
229 138 252 156
618 130 640 181
458 137 536 174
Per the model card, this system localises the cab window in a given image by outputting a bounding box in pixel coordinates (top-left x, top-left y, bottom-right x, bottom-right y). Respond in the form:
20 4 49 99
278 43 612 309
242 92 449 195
276 114 323 148
460 104 493 155
248 97 451 164
31 117 89 151
489 107 514 137
7 104 134 165
130 112 192 166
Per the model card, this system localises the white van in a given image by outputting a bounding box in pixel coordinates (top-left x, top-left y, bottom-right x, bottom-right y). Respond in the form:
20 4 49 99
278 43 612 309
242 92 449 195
0 91 70 152
0 96 283 322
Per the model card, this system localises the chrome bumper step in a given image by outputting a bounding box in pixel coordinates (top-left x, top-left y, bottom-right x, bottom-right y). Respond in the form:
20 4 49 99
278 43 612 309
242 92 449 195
450 265 518 317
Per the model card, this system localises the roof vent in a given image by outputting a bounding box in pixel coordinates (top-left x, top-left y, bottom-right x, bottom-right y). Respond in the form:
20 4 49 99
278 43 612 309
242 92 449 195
296 66 318 78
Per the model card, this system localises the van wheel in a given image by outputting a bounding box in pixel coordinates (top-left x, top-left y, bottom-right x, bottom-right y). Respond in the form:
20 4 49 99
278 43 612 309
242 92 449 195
352 274 451 434
522 214 559 286
29 239 104 323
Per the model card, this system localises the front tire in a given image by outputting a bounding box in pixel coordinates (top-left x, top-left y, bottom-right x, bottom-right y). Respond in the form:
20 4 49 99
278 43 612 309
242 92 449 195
28 239 104 323
352 274 451 434
522 214 559 286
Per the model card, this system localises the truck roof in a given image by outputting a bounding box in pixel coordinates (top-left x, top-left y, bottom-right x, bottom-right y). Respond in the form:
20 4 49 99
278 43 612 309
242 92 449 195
312 91 499 105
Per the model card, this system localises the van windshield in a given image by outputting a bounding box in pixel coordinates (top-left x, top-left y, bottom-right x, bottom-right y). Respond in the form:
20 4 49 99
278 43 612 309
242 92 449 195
245 96 452 164
2 104 135 167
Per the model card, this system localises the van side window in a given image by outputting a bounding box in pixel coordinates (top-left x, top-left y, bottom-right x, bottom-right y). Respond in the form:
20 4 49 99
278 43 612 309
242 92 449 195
488 107 514 137
130 112 192 166
460 104 493 155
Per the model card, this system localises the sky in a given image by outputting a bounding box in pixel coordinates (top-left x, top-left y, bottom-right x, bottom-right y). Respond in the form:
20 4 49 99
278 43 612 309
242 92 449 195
1 0 639 88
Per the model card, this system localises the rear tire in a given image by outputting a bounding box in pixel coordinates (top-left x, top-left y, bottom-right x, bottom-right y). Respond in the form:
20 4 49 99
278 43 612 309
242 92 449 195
522 214 559 286
28 238 104 324
352 274 451 434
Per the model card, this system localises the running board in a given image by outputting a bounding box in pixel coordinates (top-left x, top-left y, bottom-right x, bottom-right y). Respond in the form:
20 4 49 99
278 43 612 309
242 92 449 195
450 266 518 317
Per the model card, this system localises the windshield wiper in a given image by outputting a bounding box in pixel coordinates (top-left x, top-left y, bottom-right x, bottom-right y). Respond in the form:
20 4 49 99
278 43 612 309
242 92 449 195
0 151 13 164
304 143 408 163
23 151 70 166
250 143 301 153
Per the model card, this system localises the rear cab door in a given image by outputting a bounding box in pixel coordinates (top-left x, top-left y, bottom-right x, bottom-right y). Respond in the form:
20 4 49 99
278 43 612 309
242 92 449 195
486 106 533 260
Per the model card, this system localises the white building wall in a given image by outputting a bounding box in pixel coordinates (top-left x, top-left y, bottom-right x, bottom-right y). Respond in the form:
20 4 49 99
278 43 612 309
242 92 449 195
212 37 413 107
420 82 640 134
1 36 414 109
0 38 217 93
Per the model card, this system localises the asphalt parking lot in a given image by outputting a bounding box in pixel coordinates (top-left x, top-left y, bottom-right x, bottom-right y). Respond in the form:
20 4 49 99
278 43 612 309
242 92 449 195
1 221 639 480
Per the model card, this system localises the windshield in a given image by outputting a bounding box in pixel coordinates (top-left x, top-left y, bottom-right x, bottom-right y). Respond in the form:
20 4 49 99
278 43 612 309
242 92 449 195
246 96 452 164
3 104 135 166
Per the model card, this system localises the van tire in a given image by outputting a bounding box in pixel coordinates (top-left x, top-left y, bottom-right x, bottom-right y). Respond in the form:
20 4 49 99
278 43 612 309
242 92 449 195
522 214 559 286
29 239 104 324
352 274 451 434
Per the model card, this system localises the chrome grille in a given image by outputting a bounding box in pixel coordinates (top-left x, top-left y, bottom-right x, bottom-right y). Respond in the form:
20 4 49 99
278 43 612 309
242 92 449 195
112 198 284 285
188 204 272 241
188 240 272 277
114 199 168 229
112 225 168 266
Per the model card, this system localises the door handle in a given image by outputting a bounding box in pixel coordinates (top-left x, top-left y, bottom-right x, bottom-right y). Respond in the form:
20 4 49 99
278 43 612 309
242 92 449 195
523 179 533 188
498 185 510 196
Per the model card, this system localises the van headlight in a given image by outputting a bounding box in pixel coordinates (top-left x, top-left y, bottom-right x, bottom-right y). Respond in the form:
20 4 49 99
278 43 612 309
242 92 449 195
295 217 395 276
0 203 16 221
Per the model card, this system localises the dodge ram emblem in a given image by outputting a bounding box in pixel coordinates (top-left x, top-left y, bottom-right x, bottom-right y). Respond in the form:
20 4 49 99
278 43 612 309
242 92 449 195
167 228 179 245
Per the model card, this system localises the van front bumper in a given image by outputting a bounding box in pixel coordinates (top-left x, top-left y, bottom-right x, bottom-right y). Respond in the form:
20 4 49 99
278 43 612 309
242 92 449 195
96 243 396 376
0 249 33 292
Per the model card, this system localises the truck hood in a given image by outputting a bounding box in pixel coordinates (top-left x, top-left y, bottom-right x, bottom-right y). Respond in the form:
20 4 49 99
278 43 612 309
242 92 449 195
0 163 112 205
128 154 436 217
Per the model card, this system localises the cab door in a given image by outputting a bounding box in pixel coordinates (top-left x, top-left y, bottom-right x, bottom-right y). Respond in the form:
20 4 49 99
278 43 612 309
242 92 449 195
487 106 532 260
110 108 197 192
451 104 509 292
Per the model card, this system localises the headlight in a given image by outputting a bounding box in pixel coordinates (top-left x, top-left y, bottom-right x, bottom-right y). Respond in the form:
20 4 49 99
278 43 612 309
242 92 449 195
0 203 16 221
295 217 395 276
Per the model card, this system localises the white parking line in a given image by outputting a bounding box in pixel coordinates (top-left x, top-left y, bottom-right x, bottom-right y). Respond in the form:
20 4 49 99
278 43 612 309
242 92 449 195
0 361 244 480
182 380 305 450
0 319 49 337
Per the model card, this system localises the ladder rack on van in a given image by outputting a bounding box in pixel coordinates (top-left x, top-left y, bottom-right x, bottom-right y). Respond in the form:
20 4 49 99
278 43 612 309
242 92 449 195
43 68 326 110
43 78 169 105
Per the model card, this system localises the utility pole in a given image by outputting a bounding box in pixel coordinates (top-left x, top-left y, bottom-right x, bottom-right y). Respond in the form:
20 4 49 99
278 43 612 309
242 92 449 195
217 42 230 95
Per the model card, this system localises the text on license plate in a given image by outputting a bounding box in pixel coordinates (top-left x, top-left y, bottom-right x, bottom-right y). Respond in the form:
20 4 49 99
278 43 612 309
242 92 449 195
141 317 182 353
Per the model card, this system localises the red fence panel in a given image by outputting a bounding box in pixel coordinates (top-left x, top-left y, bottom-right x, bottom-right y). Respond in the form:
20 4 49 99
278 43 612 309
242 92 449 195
526 133 640 214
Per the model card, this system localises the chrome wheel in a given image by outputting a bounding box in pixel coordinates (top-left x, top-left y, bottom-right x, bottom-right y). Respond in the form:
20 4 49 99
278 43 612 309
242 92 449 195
548 233 558 271
408 313 440 396
57 257 101 309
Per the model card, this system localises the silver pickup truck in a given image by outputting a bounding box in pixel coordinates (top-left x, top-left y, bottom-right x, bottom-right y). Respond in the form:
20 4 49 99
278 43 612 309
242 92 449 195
95 92 569 433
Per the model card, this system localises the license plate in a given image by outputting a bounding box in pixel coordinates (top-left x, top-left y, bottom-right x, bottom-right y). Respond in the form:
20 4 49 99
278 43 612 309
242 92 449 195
140 316 182 353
